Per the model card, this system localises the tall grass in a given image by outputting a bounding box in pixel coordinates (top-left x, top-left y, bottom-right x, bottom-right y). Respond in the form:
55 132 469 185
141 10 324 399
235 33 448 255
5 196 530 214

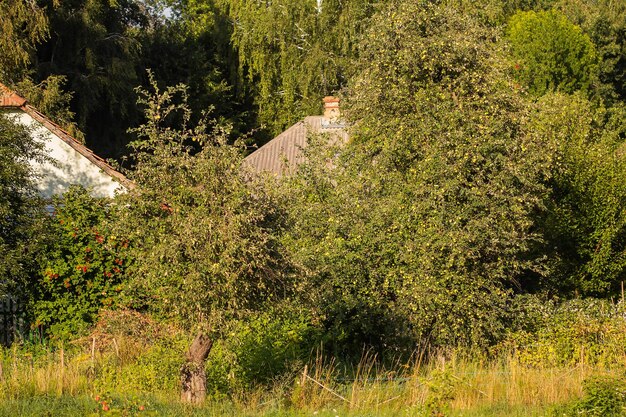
0 345 91 398
286 350 609 415
0 332 624 415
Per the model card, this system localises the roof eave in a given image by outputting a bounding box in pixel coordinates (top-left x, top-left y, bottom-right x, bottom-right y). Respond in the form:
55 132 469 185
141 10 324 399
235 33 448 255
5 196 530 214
0 82 134 190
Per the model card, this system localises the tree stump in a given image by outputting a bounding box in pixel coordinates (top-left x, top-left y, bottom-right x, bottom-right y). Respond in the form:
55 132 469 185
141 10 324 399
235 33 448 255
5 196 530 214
180 333 213 404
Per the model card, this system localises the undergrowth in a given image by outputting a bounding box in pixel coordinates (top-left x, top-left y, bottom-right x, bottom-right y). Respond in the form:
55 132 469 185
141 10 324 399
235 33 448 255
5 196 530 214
0 303 624 416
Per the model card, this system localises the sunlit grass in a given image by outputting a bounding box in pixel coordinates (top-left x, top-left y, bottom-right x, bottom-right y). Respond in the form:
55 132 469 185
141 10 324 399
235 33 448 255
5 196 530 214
0 340 623 416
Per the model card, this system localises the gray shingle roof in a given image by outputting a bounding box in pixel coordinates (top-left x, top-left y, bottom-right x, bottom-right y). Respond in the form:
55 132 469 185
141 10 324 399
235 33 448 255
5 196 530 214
244 116 348 175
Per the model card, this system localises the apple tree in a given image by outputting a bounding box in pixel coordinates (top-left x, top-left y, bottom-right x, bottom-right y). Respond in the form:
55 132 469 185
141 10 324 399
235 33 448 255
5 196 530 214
115 74 290 403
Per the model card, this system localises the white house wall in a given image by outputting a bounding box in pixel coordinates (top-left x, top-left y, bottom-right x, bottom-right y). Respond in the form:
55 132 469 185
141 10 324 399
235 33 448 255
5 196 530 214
6 109 125 198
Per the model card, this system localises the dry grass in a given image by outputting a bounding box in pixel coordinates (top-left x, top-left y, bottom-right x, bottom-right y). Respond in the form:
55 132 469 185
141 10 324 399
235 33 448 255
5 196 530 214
0 340 623 415
287 349 622 415
0 346 91 399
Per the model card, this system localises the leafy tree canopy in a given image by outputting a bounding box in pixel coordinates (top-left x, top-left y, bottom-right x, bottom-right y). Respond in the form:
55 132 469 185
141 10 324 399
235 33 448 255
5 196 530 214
552 0 626 101
282 0 559 352
0 0 49 83
179 0 381 139
507 9 598 96
116 74 290 332
33 0 145 158
0 114 47 299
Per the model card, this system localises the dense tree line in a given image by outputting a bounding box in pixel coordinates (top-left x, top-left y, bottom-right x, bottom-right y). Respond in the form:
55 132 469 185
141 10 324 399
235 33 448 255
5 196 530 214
1 1 624 152
1 0 384 154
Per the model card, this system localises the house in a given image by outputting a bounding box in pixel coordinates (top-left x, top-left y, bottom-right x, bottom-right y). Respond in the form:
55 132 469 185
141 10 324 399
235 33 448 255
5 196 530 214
0 83 131 198
244 96 349 175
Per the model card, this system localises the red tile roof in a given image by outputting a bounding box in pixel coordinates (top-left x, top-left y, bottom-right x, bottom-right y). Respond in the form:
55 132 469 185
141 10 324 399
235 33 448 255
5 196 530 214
0 82 133 190
0 84 27 107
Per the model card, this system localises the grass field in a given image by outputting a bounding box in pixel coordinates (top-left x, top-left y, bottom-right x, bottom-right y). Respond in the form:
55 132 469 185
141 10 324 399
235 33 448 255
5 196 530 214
2 305 625 417
0 395 552 417
1 342 622 416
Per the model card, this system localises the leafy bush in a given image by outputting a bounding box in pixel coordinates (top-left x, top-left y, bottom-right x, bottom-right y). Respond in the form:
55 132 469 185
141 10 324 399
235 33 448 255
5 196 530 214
501 296 626 367
205 308 319 393
422 368 459 416
551 375 626 416
29 186 132 340
95 341 186 394
552 0 626 102
85 310 188 395
530 94 626 297
234 308 319 385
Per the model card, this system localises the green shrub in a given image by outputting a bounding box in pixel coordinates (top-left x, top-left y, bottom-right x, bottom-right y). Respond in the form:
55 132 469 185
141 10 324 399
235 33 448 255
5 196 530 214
551 375 626 416
205 308 319 393
531 94 626 298
235 309 319 385
501 296 626 367
29 186 132 340
85 309 188 395
422 368 459 416
95 340 186 394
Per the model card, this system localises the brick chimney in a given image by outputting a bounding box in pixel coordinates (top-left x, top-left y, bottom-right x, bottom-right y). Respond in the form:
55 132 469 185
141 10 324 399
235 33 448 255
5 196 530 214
323 96 340 122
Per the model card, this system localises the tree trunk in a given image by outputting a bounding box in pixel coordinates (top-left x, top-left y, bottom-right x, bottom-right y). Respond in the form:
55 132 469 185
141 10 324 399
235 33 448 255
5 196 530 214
180 332 213 404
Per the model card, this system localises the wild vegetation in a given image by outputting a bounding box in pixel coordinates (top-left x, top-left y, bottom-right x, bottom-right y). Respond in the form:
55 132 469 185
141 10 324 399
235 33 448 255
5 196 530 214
1 0 626 414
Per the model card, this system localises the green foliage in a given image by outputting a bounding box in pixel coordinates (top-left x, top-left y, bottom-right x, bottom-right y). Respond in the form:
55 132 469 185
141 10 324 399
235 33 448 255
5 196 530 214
30 187 131 340
79 309 189 395
507 9 597 96
0 2 83 143
1 0 625 383
282 0 556 352
228 310 316 386
0 0 49 82
551 375 626 417
502 296 626 367
15 75 84 143
96 340 186 394
34 0 145 157
1 0 245 159
116 74 290 335
0 113 47 298
279 137 414 354
136 17 242 137
422 369 459 416
199 0 380 136
530 93 626 296
88 393 159 416
205 307 319 392
553 0 626 102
